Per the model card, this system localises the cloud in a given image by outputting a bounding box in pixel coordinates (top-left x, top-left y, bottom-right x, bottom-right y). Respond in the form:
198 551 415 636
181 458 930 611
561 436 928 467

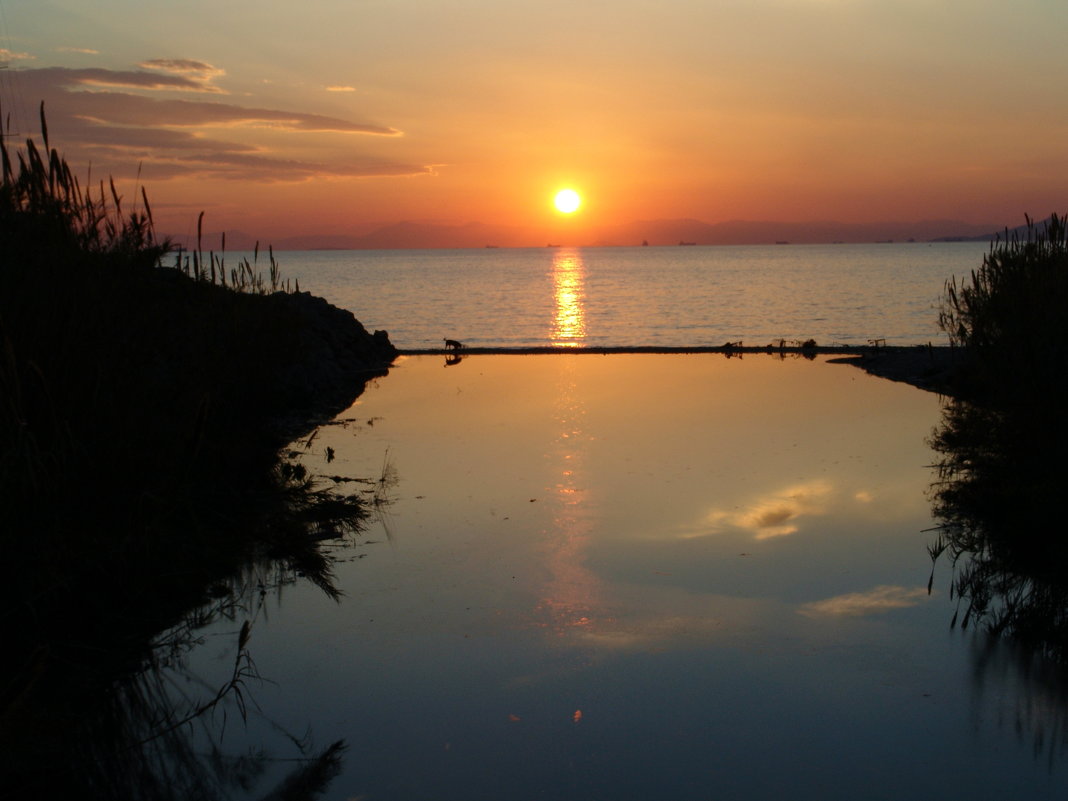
28 66 223 94
798 585 928 618
56 47 100 55
9 65 426 182
326 86 357 93
171 151 432 182
0 49 35 62
72 123 257 153
22 69 399 132
139 58 224 77
700 480 834 540
138 59 226 91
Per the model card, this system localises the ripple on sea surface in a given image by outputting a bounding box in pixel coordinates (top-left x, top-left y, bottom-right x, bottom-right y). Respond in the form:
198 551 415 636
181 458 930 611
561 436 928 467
271 242 989 349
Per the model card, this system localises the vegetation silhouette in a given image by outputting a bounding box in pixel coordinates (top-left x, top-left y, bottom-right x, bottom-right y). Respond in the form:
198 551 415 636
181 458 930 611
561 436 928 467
938 213 1068 406
26 552 352 801
1 104 396 798
928 214 1068 657
926 213 1068 762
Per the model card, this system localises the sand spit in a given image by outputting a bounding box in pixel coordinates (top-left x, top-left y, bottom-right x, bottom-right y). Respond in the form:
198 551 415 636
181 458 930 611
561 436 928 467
400 344 963 397
827 347 961 397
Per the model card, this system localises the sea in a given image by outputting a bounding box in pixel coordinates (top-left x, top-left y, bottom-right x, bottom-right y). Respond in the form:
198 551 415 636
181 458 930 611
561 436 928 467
260 241 990 349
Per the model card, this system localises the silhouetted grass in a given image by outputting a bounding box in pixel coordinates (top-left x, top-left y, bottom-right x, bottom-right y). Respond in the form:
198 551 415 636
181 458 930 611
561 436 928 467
928 213 1068 663
939 213 1068 404
932 212 1068 546
0 105 395 796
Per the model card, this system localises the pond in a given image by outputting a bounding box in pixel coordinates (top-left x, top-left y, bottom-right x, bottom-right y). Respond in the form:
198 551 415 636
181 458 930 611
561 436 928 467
183 354 1068 800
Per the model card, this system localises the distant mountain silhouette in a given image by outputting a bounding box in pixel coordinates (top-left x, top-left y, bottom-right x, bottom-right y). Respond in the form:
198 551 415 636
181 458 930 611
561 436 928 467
597 219 1003 246
929 217 1060 242
342 220 530 249
169 217 1008 251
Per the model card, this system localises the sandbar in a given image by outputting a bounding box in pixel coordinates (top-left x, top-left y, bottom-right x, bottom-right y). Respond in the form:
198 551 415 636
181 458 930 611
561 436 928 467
399 344 962 397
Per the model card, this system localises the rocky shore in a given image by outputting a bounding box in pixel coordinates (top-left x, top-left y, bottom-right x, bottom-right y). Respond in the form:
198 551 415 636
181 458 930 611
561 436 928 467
256 289 398 438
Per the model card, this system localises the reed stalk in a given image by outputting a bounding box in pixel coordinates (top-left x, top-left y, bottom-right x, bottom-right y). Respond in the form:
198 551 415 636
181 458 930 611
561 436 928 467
1 104 381 796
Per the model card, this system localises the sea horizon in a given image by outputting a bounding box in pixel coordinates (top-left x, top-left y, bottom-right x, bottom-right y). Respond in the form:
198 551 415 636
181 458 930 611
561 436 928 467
166 216 1009 253
235 241 991 350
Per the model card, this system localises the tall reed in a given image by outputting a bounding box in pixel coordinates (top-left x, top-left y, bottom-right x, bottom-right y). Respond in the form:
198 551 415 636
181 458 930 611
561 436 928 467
938 213 1068 403
928 213 1068 659
1 104 388 795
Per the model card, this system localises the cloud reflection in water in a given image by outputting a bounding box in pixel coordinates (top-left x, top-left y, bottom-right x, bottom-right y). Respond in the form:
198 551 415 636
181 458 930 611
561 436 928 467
699 479 834 539
798 585 929 617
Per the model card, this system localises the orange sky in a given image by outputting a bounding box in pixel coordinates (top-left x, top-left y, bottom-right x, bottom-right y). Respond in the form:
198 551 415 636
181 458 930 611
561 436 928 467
2 0 1066 244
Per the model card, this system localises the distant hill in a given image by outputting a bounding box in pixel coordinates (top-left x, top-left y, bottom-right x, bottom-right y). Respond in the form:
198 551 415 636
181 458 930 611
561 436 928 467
595 219 1003 246
167 217 1007 251
168 221 531 252
929 218 1059 243
340 220 531 249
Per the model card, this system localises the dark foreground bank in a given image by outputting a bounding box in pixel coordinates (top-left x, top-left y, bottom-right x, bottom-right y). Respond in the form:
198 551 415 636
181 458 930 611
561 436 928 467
1 260 398 794
1 125 398 797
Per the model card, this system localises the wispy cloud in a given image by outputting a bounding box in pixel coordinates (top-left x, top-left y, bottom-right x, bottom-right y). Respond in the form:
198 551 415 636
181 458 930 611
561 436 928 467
23 68 400 131
139 58 223 77
325 85 357 93
29 66 223 94
56 47 100 55
138 59 226 92
71 124 257 153
11 65 428 182
798 585 928 618
0 48 35 62
170 151 433 182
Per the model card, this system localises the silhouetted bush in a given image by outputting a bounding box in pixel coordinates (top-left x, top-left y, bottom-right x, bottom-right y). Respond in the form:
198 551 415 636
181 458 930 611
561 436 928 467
0 106 395 791
938 213 1068 404
928 213 1068 661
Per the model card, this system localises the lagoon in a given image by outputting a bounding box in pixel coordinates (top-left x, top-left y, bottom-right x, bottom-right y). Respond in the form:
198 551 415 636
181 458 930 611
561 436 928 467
178 354 1068 800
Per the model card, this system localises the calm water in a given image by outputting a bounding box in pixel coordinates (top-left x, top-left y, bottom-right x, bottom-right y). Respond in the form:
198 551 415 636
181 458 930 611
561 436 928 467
268 242 989 349
178 355 1067 800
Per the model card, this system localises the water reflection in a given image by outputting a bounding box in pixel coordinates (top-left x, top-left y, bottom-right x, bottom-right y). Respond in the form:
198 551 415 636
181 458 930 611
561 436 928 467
701 479 834 540
550 249 587 347
799 585 928 617
206 356 1068 798
537 359 604 637
968 634 1068 766
5 559 354 800
2 439 376 800
928 395 1068 657
929 393 1068 761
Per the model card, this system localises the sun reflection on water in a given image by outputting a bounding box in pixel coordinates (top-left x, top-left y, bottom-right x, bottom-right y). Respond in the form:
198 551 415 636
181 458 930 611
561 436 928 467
536 359 604 638
550 249 587 347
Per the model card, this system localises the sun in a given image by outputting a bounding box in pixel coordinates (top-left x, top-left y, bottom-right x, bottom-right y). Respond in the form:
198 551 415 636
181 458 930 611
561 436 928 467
554 188 582 214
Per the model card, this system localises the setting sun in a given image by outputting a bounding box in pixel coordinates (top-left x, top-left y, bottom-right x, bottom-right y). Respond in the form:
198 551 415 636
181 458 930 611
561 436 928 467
554 189 582 214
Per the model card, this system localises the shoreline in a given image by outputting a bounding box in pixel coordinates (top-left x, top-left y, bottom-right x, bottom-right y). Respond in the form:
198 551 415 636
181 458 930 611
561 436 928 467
399 344 964 397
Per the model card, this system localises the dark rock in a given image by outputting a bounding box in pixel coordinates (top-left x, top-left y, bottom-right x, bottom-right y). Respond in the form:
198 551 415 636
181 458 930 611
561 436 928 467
261 291 398 438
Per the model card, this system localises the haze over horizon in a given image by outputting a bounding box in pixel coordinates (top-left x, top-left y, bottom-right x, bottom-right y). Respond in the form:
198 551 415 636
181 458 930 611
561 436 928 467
176 216 1006 252
1 0 1064 247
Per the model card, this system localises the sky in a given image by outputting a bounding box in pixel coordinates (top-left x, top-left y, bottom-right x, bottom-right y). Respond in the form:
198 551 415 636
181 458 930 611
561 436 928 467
1 0 1066 244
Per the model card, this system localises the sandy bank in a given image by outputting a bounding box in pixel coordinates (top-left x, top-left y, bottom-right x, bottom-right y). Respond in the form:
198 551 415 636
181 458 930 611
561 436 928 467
399 344 963 397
